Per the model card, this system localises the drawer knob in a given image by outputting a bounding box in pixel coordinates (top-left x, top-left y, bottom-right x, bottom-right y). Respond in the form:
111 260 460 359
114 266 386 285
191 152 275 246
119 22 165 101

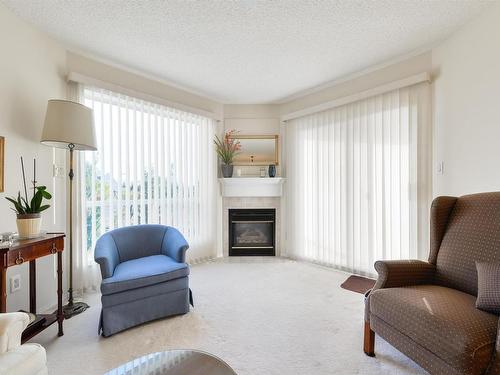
15 254 24 265
51 243 57 254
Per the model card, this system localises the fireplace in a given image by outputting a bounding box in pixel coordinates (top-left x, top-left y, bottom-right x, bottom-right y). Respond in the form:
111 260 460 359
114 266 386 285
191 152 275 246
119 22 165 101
229 209 275 256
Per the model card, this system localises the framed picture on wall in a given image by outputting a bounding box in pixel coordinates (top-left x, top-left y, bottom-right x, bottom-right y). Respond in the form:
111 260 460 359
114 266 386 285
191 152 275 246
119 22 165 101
0 136 4 192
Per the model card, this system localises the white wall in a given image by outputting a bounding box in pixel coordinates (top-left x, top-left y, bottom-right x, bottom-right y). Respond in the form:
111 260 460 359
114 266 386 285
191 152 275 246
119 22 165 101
280 52 432 116
0 4 67 312
224 104 281 134
223 104 282 177
67 51 224 119
432 2 500 197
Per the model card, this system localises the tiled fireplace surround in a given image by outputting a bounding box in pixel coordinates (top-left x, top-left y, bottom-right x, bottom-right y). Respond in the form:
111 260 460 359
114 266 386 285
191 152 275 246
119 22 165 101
222 197 282 257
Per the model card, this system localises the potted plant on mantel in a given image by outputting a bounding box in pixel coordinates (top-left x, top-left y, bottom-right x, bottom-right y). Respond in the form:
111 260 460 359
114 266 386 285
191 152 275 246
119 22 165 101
214 130 241 178
5 158 52 239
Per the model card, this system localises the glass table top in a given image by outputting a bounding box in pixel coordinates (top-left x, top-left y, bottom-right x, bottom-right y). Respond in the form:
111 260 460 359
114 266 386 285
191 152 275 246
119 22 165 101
104 350 237 375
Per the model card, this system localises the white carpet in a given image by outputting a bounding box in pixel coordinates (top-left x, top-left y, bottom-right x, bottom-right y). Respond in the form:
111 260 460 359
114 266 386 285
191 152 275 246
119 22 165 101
32 258 425 374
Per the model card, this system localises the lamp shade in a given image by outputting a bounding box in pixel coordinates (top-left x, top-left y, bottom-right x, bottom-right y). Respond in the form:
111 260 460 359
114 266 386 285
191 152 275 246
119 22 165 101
41 99 97 151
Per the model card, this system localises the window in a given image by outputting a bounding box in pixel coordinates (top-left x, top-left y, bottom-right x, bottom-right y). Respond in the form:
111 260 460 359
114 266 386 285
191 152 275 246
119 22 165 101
79 86 217 261
285 83 430 276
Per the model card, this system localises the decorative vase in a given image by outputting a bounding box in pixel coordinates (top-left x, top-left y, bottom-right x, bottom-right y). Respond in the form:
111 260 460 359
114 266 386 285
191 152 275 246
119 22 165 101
221 164 234 178
268 164 276 178
16 213 42 239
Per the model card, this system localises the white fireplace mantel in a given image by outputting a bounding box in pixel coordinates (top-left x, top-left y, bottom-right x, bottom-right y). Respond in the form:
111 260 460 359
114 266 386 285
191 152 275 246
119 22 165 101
219 177 286 197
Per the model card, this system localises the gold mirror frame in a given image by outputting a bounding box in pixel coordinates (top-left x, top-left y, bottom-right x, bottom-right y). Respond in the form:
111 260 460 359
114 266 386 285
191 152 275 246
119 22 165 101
229 134 279 166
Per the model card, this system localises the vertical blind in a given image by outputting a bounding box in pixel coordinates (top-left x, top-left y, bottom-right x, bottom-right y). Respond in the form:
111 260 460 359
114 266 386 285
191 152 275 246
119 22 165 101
79 86 217 263
285 83 430 276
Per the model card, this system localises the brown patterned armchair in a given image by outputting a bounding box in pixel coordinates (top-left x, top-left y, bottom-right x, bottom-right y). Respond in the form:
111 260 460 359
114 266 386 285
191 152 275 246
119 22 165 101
364 192 500 375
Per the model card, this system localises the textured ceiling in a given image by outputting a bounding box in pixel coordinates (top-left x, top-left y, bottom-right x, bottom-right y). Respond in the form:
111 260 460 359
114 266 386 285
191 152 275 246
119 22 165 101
1 0 492 103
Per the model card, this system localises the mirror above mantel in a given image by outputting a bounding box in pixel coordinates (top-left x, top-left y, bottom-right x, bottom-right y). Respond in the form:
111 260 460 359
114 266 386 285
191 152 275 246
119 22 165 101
229 135 279 166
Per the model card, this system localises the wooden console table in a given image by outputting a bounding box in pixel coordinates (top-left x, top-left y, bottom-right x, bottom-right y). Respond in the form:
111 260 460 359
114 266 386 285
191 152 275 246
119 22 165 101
0 233 65 343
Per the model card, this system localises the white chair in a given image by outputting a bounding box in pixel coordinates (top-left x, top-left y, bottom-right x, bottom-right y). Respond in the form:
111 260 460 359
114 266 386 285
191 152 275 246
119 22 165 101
0 313 48 375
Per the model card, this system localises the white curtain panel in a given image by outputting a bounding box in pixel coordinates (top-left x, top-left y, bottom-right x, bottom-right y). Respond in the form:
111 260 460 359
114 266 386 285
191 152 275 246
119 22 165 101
285 83 431 276
67 82 102 294
74 85 217 291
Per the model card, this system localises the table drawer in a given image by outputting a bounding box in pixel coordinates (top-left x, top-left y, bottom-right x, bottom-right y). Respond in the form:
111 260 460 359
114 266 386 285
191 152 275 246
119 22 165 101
7 238 63 267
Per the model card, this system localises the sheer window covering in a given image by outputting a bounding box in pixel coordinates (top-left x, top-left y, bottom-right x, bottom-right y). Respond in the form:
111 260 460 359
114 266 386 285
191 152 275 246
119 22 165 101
284 83 431 276
73 84 217 292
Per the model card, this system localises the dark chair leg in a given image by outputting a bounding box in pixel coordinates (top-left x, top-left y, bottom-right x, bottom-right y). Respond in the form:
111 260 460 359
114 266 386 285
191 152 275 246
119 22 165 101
364 321 375 357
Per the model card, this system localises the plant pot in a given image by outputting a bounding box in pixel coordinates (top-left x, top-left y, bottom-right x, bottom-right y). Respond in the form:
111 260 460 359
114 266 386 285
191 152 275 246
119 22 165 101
16 213 42 239
221 164 234 178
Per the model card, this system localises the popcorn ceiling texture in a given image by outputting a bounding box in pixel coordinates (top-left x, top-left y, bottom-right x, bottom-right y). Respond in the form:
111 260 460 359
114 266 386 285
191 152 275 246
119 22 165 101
1 0 491 103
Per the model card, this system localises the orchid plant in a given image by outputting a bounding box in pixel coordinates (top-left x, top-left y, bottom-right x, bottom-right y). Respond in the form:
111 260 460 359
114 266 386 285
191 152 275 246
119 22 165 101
214 130 241 165
5 157 52 217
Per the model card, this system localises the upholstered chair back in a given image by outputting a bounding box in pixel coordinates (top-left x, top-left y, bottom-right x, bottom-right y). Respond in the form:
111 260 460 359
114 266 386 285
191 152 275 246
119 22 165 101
108 224 168 262
430 192 500 296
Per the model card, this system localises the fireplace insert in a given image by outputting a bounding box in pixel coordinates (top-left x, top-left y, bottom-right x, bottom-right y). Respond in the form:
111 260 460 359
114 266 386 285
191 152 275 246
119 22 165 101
229 209 275 256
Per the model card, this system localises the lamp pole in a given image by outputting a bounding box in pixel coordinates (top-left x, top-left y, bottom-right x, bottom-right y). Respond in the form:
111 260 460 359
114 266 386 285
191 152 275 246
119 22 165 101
41 99 96 319
62 143 89 318
68 143 75 305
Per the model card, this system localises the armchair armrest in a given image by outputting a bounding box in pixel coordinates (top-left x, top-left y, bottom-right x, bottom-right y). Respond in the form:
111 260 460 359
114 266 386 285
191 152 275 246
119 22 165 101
161 227 189 263
365 260 436 323
0 312 29 353
94 234 120 279
372 260 436 292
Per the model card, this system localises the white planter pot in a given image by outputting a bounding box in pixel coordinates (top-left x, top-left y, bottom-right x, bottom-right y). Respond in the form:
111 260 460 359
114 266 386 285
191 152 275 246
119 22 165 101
16 215 42 239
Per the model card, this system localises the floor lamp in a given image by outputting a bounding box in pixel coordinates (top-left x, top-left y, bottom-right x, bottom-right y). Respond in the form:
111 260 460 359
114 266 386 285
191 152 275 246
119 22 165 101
41 99 97 319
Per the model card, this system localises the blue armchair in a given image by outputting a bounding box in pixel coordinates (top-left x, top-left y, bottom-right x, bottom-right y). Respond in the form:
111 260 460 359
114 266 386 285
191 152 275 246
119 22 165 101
94 225 191 336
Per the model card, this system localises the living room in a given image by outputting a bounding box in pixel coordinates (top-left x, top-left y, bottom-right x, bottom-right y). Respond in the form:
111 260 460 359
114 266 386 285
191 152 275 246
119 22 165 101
0 1 499 374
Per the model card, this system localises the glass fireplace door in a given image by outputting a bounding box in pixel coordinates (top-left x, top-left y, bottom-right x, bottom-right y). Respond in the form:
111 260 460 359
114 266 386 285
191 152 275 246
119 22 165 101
229 209 275 256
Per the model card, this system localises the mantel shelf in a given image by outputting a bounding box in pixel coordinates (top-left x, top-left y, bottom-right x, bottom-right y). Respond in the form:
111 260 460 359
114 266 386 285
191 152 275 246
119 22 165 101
218 177 286 197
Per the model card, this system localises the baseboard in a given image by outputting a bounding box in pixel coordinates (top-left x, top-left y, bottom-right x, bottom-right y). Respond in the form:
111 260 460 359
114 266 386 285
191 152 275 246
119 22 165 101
284 255 376 278
38 291 69 314
187 255 218 265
